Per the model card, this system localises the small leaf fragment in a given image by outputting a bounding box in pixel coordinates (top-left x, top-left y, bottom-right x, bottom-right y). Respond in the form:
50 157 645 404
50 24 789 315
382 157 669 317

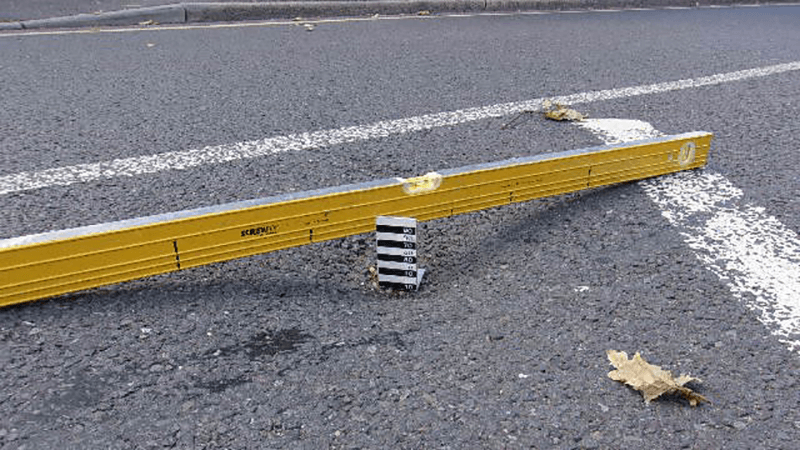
542 99 585 122
607 350 708 406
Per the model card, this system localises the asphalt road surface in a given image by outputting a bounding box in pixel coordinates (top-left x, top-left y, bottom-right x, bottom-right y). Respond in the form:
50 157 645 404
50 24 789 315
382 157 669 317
1 0 274 21
1 5 799 449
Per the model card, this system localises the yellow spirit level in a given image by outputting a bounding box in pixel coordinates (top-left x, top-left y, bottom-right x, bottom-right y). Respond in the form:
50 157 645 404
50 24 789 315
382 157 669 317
0 132 711 307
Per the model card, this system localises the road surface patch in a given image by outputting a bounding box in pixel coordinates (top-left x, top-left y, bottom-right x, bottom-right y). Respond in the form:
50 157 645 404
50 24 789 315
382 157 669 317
578 118 800 354
1 61 797 196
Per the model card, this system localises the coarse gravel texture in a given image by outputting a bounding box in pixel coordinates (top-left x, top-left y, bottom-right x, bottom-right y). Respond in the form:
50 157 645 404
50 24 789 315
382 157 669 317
3 189 798 449
1 6 799 450
3 0 794 22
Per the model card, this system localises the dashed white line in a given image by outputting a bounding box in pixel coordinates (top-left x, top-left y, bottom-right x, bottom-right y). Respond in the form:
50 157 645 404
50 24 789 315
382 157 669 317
1 61 799 196
578 118 800 354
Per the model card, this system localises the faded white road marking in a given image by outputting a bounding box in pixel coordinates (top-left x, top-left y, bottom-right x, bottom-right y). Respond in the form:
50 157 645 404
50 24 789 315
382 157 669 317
578 118 800 354
7 4 800 38
2 61 800 196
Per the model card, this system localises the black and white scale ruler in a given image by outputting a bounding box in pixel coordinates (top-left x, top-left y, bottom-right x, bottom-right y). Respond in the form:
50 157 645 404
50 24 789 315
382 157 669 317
376 216 424 291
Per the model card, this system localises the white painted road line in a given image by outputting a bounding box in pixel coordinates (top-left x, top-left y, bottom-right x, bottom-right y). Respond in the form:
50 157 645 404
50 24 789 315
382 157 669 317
1 61 799 196
7 5 800 38
578 118 800 354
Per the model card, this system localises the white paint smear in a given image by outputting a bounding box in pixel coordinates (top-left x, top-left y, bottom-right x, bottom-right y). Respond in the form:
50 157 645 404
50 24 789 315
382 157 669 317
578 118 800 354
2 61 800 196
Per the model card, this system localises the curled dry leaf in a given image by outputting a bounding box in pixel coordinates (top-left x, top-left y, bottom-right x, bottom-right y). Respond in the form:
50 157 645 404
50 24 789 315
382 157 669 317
367 266 379 289
607 350 709 406
542 99 585 122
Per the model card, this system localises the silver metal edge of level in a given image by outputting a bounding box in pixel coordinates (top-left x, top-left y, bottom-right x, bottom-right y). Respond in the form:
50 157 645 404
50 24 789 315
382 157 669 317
0 132 710 250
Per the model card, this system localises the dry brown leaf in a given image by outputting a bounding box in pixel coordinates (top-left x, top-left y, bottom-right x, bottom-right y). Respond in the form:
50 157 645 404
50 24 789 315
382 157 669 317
607 350 709 406
417 10 432 16
542 99 585 122
138 20 158 26
368 266 379 289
